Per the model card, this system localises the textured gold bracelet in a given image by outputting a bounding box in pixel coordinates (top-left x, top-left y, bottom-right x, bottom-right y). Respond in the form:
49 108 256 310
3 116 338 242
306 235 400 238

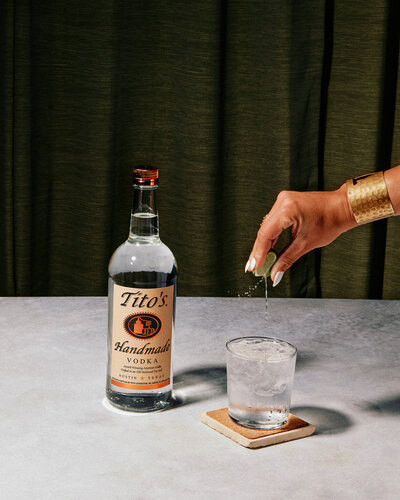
346 171 395 224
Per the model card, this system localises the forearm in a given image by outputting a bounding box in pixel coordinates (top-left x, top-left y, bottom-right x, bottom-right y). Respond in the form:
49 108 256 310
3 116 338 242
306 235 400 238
384 165 400 215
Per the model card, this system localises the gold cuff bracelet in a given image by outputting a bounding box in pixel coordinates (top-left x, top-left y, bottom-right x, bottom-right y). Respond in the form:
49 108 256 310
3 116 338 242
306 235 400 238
346 171 395 225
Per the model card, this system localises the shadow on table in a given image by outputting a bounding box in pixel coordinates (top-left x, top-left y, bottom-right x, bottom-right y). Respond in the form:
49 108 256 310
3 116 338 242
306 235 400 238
295 350 317 369
291 405 353 435
171 365 226 408
363 395 400 414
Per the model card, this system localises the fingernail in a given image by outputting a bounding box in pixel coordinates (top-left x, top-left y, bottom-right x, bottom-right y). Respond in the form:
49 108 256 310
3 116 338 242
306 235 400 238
273 271 284 287
245 260 250 273
250 257 256 271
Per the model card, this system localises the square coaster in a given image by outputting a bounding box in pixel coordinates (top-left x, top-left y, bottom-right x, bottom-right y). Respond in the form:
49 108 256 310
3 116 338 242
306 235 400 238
201 408 315 449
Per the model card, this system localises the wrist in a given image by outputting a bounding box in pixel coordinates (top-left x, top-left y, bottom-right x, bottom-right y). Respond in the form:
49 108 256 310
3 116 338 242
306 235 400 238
336 183 358 231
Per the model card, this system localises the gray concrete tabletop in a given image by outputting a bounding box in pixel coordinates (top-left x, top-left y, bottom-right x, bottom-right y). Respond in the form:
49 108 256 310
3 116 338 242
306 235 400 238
1 296 399 500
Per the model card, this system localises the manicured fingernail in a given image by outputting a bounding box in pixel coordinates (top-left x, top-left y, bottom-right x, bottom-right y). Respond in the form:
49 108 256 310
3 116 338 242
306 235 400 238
245 260 250 273
273 271 284 287
250 258 256 271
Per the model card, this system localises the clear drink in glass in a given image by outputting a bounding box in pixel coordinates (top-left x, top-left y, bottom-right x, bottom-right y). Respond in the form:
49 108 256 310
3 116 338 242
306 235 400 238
226 336 296 429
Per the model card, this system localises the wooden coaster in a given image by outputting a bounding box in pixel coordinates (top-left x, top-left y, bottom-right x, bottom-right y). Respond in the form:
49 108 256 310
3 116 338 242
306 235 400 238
201 408 315 449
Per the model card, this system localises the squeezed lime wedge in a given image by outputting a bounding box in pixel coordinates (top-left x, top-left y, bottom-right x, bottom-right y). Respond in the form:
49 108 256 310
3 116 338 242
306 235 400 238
253 250 278 278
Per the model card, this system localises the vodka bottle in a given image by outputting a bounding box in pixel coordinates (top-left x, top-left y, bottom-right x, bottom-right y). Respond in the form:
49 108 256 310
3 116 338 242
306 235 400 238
106 166 177 411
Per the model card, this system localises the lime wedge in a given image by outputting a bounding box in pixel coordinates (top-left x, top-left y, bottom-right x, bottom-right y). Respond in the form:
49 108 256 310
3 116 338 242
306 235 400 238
254 250 277 278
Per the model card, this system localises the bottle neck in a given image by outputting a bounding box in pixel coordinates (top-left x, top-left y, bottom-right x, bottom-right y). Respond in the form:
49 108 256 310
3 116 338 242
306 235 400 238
129 185 159 240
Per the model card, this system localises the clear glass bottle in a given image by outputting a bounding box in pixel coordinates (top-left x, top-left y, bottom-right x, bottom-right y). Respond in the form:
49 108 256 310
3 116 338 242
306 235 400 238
106 166 177 412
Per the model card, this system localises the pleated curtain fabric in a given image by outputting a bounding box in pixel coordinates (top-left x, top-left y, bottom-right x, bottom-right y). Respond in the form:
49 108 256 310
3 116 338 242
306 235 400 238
1 0 399 298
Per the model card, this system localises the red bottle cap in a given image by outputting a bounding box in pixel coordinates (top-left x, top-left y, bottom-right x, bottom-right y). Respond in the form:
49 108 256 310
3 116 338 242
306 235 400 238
133 166 159 186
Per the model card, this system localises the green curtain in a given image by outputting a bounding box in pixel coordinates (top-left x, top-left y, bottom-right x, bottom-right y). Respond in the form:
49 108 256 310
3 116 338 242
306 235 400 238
1 0 399 298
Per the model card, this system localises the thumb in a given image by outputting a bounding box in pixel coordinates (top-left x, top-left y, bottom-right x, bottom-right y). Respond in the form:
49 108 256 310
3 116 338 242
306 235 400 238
270 238 308 286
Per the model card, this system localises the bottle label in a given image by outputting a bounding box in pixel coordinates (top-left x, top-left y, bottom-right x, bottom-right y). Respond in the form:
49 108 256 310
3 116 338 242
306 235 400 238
110 284 174 391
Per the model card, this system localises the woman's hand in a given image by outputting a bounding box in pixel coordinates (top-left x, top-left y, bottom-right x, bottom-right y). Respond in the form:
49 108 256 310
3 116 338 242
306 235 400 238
246 183 357 286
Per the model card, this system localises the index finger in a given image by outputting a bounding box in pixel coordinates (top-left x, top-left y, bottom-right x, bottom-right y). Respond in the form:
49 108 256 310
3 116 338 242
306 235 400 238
246 212 292 272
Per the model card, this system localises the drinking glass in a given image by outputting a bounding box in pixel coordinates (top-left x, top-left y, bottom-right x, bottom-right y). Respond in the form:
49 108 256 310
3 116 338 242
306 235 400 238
226 336 297 429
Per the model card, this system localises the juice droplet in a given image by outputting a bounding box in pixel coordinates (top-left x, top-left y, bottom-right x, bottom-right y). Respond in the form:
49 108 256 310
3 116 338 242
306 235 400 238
235 278 264 297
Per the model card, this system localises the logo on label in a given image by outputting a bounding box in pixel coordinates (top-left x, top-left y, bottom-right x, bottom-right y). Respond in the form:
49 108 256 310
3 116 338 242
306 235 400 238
124 313 163 339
